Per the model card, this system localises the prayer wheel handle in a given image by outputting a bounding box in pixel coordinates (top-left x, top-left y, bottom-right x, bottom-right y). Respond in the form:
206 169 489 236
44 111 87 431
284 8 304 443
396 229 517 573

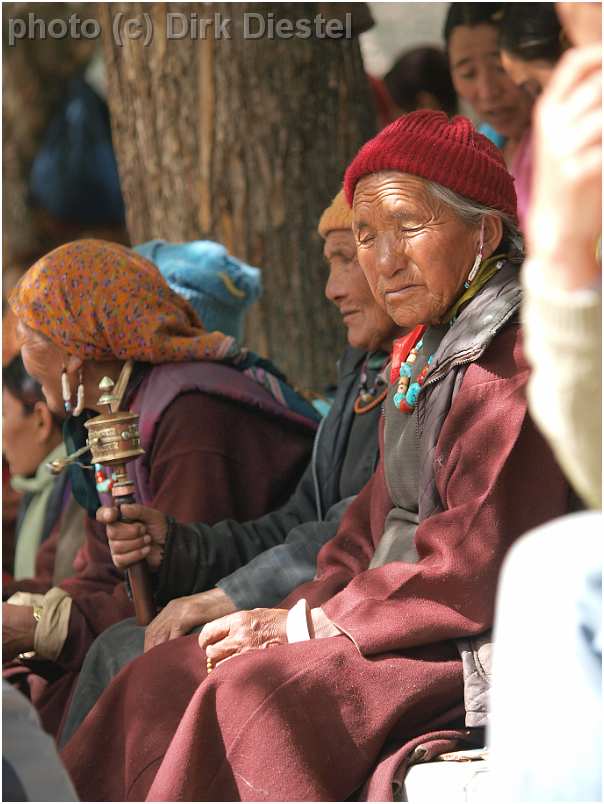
116 494 156 626
85 374 156 626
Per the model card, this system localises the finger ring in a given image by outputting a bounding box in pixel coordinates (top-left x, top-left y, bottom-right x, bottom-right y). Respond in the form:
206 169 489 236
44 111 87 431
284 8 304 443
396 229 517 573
206 656 214 674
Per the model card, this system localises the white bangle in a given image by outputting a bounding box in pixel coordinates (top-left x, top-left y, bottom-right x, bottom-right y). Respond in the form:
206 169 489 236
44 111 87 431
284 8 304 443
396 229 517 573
286 598 314 643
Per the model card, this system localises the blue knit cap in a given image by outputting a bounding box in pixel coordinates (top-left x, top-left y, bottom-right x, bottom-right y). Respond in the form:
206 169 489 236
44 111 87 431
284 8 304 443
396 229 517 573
133 240 262 341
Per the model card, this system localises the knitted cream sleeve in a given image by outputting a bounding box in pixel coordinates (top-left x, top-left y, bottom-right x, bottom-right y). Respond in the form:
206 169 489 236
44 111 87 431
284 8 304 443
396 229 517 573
7 588 72 661
521 257 602 510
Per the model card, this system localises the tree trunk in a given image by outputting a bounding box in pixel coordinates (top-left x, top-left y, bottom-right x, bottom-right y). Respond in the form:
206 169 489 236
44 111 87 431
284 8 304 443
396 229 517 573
101 2 375 390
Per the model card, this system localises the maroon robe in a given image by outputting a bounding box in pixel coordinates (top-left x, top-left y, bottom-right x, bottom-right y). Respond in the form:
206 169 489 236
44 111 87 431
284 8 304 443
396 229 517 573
9 391 313 736
4 515 75 598
62 325 570 800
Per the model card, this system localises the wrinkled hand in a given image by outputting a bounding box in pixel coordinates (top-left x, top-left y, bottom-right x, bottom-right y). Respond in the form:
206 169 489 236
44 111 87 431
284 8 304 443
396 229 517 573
144 588 237 653
96 504 168 571
2 604 35 662
528 44 602 285
199 608 288 667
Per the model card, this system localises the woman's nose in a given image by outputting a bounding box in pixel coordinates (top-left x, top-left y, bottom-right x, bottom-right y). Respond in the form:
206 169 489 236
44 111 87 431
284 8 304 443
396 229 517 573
374 232 406 279
476 69 502 104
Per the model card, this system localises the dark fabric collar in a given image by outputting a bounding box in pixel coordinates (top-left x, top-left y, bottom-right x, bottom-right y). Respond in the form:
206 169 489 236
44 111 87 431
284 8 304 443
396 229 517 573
429 261 522 381
313 347 374 519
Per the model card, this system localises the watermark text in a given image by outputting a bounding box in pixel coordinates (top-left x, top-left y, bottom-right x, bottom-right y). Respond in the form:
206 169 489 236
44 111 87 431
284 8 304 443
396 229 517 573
7 11 352 46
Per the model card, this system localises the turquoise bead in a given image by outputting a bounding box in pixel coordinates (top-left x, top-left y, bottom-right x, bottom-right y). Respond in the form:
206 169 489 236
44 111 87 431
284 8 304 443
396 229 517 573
399 363 413 378
406 382 421 406
393 392 405 408
427 355 434 365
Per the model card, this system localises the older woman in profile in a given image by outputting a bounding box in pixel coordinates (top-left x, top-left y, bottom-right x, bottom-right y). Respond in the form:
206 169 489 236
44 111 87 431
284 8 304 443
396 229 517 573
62 112 570 802
2 240 317 735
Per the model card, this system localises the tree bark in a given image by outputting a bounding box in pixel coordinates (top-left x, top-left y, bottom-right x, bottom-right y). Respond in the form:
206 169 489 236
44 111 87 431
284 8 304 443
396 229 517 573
101 2 375 389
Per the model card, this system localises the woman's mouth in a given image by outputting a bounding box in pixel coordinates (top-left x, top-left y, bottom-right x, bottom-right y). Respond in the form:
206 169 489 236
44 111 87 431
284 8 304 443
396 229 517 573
384 285 418 303
484 107 515 126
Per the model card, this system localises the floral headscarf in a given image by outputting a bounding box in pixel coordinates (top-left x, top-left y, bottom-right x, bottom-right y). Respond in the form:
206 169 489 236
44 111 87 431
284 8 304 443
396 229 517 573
8 239 239 363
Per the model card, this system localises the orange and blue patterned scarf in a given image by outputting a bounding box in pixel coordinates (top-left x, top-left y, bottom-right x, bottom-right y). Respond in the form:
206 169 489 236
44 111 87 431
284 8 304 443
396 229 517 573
9 239 319 423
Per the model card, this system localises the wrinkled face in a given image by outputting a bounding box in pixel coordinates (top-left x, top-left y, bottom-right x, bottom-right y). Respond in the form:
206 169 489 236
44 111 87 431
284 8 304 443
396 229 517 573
2 389 48 476
557 2 602 46
352 172 479 328
323 230 401 353
18 324 66 417
500 50 556 98
449 23 533 139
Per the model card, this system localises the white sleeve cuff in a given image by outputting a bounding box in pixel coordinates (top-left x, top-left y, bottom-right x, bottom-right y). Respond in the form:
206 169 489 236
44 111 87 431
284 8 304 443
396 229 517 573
286 598 314 643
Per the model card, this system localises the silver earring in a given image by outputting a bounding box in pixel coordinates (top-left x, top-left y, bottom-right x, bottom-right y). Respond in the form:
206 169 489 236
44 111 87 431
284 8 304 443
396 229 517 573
465 254 482 288
73 370 85 416
61 369 73 414
465 218 486 289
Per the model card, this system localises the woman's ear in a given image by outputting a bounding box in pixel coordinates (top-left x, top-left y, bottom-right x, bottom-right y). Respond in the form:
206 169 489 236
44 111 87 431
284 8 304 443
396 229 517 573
65 354 83 376
482 214 504 259
32 400 61 446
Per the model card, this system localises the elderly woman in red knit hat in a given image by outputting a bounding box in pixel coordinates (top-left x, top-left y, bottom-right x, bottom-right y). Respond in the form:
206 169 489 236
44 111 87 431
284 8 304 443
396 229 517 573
62 112 571 802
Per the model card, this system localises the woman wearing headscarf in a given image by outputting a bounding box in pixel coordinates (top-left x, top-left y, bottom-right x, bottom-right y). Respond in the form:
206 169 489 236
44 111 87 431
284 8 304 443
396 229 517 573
2 240 317 736
62 113 570 802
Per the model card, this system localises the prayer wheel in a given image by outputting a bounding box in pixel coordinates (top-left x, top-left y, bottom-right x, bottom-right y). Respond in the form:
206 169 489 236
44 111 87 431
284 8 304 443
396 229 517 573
84 378 156 626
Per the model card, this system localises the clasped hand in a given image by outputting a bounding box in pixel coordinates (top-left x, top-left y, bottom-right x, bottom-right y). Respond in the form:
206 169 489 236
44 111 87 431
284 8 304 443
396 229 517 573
198 608 288 668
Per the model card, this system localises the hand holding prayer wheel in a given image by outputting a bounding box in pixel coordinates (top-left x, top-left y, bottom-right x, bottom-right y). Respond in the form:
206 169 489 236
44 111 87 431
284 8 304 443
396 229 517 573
85 377 156 626
98 503 168 572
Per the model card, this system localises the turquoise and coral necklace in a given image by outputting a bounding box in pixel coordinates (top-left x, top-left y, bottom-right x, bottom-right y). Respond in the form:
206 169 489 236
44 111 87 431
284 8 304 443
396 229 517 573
391 325 433 413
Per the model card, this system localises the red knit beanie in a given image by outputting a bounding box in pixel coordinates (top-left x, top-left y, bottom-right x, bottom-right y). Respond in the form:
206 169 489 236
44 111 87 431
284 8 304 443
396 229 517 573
344 110 517 221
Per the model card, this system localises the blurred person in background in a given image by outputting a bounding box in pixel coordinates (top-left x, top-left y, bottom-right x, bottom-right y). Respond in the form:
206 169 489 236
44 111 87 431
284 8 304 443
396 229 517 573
490 3 601 800
384 45 458 118
444 3 532 161
444 3 534 228
498 2 568 228
2 356 86 599
499 2 566 99
2 459 20 586
368 45 458 130
3 265 31 583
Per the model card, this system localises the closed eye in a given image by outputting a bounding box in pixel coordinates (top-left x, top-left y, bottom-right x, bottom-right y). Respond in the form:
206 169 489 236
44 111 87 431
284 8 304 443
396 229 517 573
356 234 375 246
399 224 426 240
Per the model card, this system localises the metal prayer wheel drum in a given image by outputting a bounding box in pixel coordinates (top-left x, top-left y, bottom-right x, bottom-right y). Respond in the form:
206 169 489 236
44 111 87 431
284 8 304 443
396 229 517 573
84 410 144 467
81 372 155 627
